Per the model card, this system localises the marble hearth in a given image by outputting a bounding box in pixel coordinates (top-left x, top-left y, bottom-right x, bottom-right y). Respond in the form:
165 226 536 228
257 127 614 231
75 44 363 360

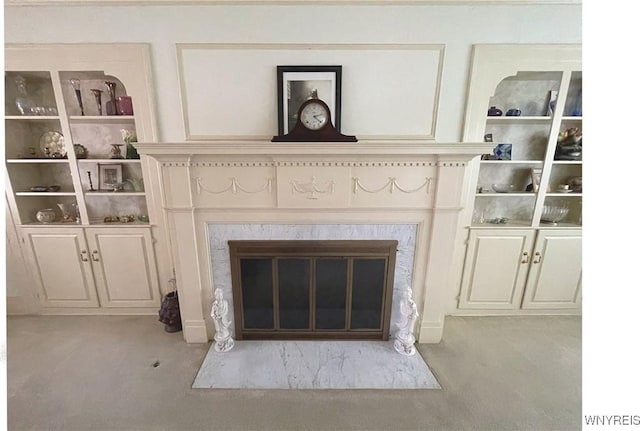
137 141 492 344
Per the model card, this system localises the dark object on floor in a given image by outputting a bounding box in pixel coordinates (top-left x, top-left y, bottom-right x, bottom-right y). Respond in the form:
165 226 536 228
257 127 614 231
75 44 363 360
158 291 182 333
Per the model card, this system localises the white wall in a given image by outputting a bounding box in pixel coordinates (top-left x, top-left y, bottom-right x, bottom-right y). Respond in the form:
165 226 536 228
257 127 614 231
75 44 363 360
4 4 581 142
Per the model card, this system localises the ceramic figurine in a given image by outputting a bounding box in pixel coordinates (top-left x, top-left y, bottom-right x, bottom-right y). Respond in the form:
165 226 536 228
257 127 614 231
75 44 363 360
211 288 235 352
505 108 522 116
394 286 419 356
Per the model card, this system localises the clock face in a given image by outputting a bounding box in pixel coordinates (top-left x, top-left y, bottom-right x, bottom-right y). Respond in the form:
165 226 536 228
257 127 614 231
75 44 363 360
299 101 329 131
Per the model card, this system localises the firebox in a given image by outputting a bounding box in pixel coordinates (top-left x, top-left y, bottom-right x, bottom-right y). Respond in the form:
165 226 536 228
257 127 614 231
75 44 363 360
229 240 397 340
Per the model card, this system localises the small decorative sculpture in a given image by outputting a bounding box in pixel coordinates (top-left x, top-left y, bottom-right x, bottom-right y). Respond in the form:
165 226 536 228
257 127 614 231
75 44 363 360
394 286 419 356
110 143 124 159
158 280 182 333
211 288 235 352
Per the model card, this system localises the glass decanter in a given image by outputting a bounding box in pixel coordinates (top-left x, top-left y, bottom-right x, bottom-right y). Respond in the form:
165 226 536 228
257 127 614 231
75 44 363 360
14 75 34 115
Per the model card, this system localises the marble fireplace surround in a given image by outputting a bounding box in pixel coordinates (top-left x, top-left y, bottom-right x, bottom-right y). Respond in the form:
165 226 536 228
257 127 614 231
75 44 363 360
210 224 416 340
136 141 493 344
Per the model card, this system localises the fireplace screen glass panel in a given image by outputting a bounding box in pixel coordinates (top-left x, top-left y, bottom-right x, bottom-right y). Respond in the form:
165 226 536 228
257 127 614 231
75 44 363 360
278 259 311 329
315 259 348 330
240 258 274 329
350 258 386 329
230 240 396 340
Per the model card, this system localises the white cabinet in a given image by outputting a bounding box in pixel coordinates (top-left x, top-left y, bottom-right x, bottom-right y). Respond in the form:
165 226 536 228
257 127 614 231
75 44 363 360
521 229 582 309
22 226 161 310
22 227 100 308
458 228 581 311
458 229 535 309
87 227 160 308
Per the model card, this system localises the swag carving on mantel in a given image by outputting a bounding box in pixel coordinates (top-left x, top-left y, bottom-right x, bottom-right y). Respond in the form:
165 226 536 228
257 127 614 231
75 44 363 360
195 177 274 195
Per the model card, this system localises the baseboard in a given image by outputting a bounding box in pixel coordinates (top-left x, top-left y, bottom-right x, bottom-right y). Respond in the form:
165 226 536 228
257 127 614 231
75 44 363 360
417 321 444 344
449 309 582 316
183 319 209 343
6 296 40 315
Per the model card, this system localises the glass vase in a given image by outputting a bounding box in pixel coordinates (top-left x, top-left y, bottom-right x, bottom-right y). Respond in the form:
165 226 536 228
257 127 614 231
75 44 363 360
14 75 34 115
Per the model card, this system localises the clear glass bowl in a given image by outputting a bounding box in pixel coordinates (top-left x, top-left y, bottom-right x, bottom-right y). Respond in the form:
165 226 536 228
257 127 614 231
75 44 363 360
541 205 569 224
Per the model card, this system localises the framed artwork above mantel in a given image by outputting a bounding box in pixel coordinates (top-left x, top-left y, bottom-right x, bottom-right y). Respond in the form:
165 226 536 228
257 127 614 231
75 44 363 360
277 65 342 136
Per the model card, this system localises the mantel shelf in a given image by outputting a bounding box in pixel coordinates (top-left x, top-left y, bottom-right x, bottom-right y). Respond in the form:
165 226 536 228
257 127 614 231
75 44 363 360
136 141 495 158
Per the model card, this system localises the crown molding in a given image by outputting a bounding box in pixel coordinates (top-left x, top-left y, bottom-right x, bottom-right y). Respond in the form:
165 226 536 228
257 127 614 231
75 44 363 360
5 0 582 7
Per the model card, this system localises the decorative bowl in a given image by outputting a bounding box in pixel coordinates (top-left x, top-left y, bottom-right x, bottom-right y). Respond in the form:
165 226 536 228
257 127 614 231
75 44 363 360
36 208 57 223
541 205 569 224
491 184 516 193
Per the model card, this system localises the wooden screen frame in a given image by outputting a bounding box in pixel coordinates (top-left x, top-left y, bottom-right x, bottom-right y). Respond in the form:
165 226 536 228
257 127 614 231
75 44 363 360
229 240 397 341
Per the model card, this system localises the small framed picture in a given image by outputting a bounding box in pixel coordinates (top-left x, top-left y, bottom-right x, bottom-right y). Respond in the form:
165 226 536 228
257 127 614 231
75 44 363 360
98 163 123 191
530 168 542 192
276 65 342 135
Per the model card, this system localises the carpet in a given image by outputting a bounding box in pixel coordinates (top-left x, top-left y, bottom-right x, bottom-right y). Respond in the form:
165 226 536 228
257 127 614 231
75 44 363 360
192 340 441 389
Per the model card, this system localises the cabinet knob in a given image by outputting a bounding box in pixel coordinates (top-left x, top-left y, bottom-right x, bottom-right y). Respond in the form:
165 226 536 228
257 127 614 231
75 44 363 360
521 251 529 264
533 252 542 264
91 250 100 262
80 250 89 262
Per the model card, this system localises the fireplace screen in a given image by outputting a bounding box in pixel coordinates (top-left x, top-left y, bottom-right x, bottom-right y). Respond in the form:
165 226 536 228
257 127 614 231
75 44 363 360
229 240 397 340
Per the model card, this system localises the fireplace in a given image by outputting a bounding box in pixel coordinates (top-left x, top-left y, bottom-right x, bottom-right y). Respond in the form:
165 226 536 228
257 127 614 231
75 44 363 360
136 141 493 345
229 240 397 340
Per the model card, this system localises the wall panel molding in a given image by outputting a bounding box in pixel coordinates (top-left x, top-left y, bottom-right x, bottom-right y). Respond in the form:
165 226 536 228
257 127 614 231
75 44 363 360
176 43 444 141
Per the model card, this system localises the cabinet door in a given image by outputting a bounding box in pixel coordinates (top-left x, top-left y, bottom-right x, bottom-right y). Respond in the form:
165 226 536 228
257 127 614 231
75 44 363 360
521 229 582 309
86 227 160 308
23 227 99 308
458 229 535 309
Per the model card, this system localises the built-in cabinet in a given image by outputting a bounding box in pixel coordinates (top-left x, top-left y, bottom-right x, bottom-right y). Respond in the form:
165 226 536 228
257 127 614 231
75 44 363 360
22 227 161 310
458 228 581 310
458 44 582 314
5 44 164 313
